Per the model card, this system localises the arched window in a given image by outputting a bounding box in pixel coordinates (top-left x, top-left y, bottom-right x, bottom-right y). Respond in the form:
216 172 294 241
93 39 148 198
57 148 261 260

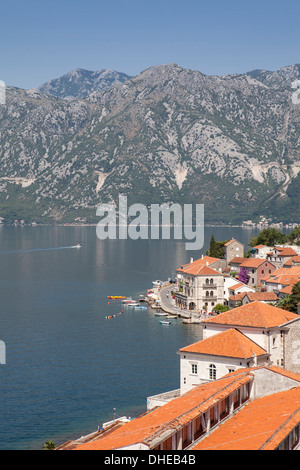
205 278 209 285
209 364 216 380
206 291 209 297
210 291 214 297
210 278 214 284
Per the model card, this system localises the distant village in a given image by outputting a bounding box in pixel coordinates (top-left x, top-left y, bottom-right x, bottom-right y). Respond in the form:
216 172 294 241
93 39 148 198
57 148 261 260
58 235 300 451
242 215 298 230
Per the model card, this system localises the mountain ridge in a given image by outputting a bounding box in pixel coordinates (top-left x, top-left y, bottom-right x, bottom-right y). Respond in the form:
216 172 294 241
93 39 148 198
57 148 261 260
1 62 300 225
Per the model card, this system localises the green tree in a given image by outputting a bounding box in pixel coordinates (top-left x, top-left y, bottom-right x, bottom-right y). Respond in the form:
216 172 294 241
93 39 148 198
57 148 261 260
206 235 229 258
249 228 288 247
207 235 217 257
213 303 230 313
43 440 56 450
276 282 300 313
288 226 300 246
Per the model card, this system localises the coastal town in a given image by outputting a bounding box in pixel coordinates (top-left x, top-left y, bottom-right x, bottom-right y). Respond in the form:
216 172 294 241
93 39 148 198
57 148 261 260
57 236 300 451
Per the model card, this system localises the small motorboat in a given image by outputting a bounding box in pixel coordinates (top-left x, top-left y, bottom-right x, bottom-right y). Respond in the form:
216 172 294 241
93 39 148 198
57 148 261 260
122 297 135 303
155 312 168 316
152 280 162 286
75 244 81 249
160 320 171 325
134 306 147 310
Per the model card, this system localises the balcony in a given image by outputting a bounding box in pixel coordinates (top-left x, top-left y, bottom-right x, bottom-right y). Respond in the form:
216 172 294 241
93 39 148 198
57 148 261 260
202 283 217 288
204 296 217 301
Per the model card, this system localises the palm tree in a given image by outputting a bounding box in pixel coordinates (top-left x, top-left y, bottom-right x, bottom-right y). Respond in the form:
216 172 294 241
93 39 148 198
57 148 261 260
43 440 56 450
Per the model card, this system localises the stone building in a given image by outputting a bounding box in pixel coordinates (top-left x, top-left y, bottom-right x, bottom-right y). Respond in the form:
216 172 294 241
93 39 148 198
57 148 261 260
224 238 244 265
175 263 224 311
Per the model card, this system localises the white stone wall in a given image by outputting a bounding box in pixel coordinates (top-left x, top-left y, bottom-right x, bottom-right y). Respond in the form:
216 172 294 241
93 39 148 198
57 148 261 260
179 351 266 395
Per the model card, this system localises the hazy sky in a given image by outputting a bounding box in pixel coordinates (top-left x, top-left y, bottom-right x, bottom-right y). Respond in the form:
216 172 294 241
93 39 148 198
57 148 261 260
0 0 299 89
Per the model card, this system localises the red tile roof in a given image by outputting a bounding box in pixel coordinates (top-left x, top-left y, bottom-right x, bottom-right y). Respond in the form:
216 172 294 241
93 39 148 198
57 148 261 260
179 329 267 359
193 387 300 450
243 291 278 301
178 262 221 276
229 282 248 291
202 301 299 328
275 247 298 257
74 372 254 450
224 238 242 247
229 257 248 265
240 258 274 269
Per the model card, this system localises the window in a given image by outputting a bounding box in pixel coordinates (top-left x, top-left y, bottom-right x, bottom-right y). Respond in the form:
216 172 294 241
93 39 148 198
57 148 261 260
205 278 209 285
233 388 240 409
194 415 204 440
210 406 218 428
209 364 216 380
291 426 299 450
182 424 192 448
241 383 250 403
206 291 209 297
210 278 214 284
161 436 173 450
191 364 197 374
210 291 214 297
220 397 230 419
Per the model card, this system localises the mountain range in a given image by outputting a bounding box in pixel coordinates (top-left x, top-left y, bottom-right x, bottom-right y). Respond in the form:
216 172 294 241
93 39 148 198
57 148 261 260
0 62 300 225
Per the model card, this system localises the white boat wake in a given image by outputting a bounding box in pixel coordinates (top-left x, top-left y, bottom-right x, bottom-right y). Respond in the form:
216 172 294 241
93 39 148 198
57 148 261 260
0 245 81 254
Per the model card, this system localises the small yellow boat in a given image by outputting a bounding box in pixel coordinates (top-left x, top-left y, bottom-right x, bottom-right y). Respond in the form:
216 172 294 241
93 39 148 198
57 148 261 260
107 296 126 300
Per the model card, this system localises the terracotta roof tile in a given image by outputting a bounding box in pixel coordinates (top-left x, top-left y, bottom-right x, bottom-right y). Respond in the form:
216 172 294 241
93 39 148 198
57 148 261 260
244 291 278 301
229 257 248 265
224 239 242 246
178 263 221 276
179 329 267 359
74 372 254 450
276 247 298 257
202 301 299 328
229 282 248 291
240 258 274 269
193 387 300 450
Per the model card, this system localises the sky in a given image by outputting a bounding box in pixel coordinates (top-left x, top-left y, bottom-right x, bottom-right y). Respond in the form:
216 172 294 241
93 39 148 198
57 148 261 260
0 0 300 89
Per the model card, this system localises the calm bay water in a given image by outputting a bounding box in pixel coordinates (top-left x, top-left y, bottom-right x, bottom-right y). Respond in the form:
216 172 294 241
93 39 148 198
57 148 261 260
0 225 260 450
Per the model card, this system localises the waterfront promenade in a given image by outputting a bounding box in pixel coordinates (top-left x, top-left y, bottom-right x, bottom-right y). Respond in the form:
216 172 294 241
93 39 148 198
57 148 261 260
156 284 211 322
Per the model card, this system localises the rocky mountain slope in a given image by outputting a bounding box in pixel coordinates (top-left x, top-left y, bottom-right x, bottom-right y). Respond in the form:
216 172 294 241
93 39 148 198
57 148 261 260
39 68 132 99
0 63 300 225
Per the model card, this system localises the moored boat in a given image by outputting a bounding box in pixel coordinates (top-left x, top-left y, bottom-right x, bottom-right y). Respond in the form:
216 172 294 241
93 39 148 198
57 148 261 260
160 320 171 325
122 297 135 303
107 296 126 299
